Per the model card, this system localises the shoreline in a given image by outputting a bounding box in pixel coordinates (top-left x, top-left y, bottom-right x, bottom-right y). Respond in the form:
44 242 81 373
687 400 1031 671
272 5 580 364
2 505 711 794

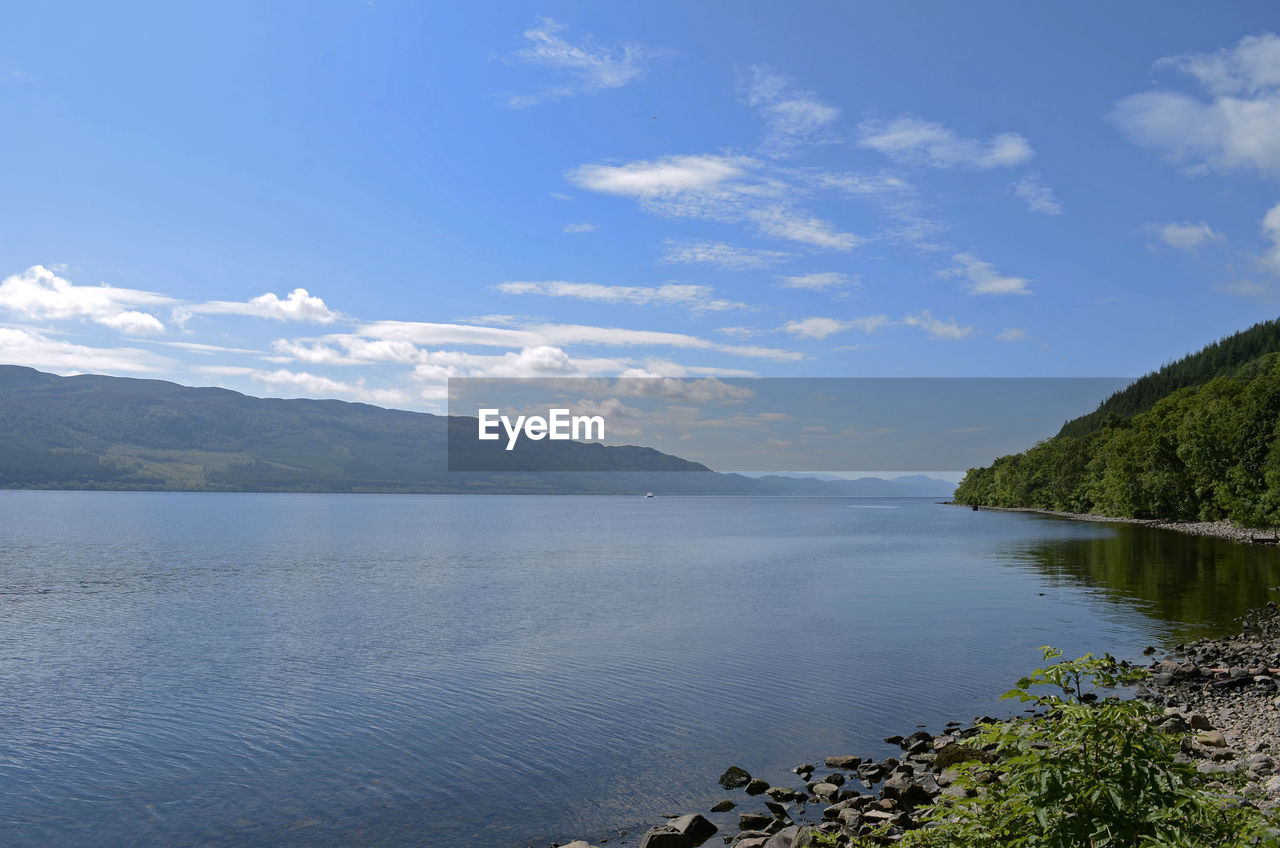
570 617 1280 848
564 561 1280 847
951 503 1278 546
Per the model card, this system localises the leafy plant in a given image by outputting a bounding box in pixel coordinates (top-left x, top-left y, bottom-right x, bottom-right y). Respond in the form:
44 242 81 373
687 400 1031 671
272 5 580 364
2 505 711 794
868 649 1280 848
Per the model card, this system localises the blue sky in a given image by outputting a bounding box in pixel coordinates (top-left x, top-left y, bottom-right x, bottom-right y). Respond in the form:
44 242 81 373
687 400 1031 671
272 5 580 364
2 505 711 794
2 2 1279 411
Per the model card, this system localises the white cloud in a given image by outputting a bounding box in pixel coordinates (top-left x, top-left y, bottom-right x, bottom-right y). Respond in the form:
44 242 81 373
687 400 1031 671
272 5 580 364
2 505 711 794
191 288 339 323
245 368 409 405
942 252 1032 296
1012 174 1063 215
563 223 597 233
495 280 745 311
502 18 661 108
1216 279 1270 298
902 311 975 340
995 327 1027 342
661 239 792 270
290 319 804 364
776 272 857 291
747 66 840 154
0 265 171 334
1111 32 1280 178
1146 220 1223 250
1262 202 1280 272
749 206 862 251
569 153 755 197
568 154 862 251
781 315 889 339
857 116 1034 169
0 326 174 372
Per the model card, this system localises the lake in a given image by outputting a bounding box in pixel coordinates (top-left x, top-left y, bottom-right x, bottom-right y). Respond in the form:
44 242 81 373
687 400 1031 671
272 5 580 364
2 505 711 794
2 492 1278 847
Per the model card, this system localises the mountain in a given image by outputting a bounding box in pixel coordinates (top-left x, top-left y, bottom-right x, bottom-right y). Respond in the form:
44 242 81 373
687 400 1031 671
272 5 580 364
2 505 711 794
954 320 1280 526
1057 318 1280 438
0 366 954 496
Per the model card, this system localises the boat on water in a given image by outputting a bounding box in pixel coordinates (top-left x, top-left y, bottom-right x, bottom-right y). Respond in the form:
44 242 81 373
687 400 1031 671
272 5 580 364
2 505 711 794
645 491 655 498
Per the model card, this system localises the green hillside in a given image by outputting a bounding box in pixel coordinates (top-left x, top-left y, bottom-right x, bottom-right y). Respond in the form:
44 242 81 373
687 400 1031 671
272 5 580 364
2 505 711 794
1057 318 1280 438
955 320 1280 527
0 366 955 496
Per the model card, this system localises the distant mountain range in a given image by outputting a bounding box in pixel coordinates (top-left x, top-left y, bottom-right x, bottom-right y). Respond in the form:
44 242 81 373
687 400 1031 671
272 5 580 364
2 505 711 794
0 366 956 496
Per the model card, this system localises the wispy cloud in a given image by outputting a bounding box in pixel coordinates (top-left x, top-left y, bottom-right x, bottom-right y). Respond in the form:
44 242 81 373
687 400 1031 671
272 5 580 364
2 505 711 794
661 239 793 270
495 280 746 311
0 325 175 371
995 327 1027 342
1111 32 1280 178
781 315 889 339
568 154 863 250
858 116 1034 169
1012 174 1063 215
1145 220 1223 250
188 288 339 323
502 18 663 108
902 311 976 340
747 65 840 155
563 223 597 233
941 252 1032 296
0 265 172 335
1263 202 1280 272
776 272 857 291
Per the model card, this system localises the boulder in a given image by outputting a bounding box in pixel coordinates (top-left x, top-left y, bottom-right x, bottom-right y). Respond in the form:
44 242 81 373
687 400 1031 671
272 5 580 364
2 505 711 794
739 812 772 830
824 754 862 769
745 778 770 795
719 766 752 790
710 799 736 813
1196 730 1229 748
762 825 800 848
666 813 716 845
638 825 695 848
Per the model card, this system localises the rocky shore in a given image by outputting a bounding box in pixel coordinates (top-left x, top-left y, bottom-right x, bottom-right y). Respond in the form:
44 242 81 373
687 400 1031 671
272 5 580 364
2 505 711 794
952 503 1280 546
553 603 1280 848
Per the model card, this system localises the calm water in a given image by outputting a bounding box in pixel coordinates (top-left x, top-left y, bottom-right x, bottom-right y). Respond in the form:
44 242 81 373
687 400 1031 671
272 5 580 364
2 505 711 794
3 492 1279 847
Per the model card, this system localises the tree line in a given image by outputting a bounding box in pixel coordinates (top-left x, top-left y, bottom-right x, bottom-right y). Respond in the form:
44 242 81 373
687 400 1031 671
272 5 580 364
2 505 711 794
954 351 1280 527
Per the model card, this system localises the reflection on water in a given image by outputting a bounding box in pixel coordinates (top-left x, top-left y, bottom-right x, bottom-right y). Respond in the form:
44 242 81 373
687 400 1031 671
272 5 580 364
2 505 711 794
2 493 1280 847
1004 519 1280 641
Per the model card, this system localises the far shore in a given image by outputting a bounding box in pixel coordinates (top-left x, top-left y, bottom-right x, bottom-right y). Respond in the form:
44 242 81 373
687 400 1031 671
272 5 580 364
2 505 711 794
948 502 1278 546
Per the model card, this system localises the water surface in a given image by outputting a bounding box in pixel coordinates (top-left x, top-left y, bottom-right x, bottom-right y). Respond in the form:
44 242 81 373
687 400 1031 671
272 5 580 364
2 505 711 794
2 492 1277 847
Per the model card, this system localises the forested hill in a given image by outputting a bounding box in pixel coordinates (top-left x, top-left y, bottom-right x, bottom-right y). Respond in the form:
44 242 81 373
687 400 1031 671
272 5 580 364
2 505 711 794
1057 318 1280 438
0 366 955 496
954 320 1280 527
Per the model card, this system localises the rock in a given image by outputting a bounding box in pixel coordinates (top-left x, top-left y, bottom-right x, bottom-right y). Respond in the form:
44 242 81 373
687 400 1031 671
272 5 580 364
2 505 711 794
719 766 752 790
745 779 770 795
766 786 802 802
739 813 772 831
637 826 695 848
934 742 989 770
1188 713 1213 730
763 800 791 820
562 842 600 848
791 827 824 848
762 825 799 848
710 799 736 813
1195 760 1237 776
824 755 861 769
666 814 716 845
823 772 845 786
792 763 814 777
810 782 839 800
1197 730 1229 748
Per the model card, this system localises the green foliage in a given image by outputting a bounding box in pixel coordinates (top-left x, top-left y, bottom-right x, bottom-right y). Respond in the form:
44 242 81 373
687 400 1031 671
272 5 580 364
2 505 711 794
1059 317 1280 439
873 649 1279 848
955 353 1280 527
